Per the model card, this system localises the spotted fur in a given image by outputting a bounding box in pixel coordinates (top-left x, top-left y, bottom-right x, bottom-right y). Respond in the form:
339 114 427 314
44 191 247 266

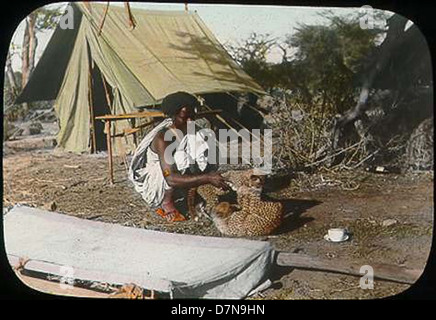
188 169 283 237
211 192 283 237
187 169 265 219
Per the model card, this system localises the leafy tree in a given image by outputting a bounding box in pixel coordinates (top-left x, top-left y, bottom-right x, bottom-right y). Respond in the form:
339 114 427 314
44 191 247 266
229 10 432 171
6 4 64 119
332 13 433 166
279 12 383 115
225 33 277 89
21 5 64 89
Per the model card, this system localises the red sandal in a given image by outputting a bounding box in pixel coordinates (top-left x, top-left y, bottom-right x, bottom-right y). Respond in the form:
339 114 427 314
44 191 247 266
155 208 186 222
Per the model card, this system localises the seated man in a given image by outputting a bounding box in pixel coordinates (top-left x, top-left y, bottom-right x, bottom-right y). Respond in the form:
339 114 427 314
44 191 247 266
129 91 229 222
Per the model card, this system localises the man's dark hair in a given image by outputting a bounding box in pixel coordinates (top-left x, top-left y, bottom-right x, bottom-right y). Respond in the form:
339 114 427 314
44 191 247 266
161 91 200 117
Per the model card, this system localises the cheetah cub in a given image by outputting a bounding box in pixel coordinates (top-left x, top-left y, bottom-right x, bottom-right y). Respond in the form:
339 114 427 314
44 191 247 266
210 189 283 237
187 169 266 220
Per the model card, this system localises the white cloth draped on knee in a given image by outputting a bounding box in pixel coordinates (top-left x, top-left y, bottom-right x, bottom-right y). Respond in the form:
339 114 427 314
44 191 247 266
128 119 209 208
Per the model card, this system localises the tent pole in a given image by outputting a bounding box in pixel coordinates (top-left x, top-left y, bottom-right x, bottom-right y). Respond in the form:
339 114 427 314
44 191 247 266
200 101 251 145
88 61 97 153
100 71 117 182
104 120 114 184
100 72 112 113
120 135 129 176
192 94 238 133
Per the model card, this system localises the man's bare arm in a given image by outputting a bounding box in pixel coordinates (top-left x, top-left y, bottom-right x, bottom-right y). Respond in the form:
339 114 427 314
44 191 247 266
152 131 229 190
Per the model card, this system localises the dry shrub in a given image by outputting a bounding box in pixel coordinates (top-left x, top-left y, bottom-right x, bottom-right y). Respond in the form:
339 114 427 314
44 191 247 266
265 93 434 174
267 95 336 172
405 118 434 171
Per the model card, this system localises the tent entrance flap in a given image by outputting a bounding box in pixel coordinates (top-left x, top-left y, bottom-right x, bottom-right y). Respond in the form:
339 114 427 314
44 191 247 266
90 62 112 152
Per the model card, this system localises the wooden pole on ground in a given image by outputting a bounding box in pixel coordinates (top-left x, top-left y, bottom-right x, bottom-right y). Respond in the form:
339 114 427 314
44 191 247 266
275 251 422 285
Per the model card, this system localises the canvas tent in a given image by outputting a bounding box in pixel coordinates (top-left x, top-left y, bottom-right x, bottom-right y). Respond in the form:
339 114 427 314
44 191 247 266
16 2 265 154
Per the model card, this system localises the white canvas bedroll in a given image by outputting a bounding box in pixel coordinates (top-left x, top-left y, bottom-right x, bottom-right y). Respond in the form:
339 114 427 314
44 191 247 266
3 205 274 299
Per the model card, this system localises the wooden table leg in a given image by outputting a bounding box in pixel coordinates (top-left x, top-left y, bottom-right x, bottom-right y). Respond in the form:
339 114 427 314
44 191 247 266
104 120 114 184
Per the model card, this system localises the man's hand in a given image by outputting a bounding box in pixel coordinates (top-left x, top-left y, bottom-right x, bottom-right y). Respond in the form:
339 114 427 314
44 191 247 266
207 172 231 191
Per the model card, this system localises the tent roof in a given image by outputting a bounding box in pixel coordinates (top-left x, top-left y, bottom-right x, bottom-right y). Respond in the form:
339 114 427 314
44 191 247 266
17 2 265 105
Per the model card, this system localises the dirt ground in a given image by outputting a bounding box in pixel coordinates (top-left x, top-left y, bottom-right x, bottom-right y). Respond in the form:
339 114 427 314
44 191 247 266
2 123 434 299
